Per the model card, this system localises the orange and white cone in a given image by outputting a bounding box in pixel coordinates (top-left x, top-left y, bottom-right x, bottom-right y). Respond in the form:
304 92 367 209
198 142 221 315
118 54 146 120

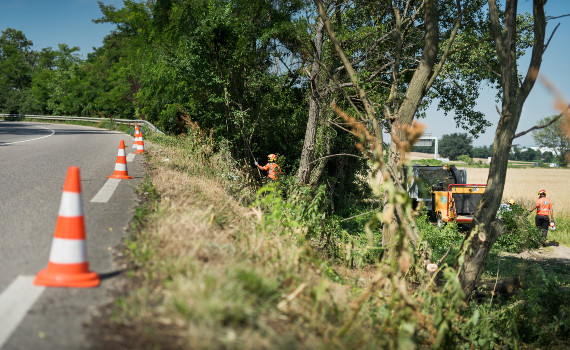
34 166 100 288
108 140 134 179
132 123 140 149
135 130 145 154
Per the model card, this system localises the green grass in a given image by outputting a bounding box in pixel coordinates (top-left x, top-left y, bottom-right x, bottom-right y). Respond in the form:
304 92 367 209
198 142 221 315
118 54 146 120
548 215 570 246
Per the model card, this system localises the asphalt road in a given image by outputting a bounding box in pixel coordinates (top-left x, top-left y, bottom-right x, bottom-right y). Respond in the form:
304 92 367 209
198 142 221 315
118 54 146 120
0 121 144 350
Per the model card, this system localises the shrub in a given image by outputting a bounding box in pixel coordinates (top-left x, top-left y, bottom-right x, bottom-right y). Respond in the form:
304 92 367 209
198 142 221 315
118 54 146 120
458 155 473 165
416 210 464 263
495 205 541 252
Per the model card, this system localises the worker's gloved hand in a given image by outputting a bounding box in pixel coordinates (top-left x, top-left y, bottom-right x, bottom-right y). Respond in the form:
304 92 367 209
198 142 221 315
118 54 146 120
254 161 258 166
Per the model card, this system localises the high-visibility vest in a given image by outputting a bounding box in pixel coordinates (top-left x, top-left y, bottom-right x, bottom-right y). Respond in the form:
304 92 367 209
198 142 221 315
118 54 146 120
260 162 281 180
536 197 552 216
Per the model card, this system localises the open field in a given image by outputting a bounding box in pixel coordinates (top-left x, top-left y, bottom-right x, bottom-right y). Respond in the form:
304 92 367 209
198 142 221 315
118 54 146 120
467 167 570 215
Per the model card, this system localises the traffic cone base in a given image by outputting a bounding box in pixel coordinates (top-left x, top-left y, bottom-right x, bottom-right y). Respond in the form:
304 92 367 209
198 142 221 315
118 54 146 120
34 166 100 288
35 263 100 288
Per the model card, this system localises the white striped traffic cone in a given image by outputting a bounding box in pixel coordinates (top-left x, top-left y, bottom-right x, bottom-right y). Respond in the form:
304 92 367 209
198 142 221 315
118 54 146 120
132 123 140 149
108 140 134 179
135 130 145 154
34 166 100 288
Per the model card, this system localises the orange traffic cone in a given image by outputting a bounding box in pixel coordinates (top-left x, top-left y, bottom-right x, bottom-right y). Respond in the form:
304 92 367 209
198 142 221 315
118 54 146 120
108 140 134 179
135 130 145 154
132 123 140 149
34 166 100 288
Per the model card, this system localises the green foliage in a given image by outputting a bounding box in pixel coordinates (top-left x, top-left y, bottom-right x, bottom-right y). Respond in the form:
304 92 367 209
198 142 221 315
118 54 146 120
516 269 570 345
472 145 493 158
548 215 570 246
457 154 473 165
495 205 541 252
439 133 473 160
532 115 570 166
416 210 464 263
253 178 328 239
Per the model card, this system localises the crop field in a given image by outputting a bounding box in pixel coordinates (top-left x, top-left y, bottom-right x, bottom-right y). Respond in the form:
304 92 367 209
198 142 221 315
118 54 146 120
467 167 570 215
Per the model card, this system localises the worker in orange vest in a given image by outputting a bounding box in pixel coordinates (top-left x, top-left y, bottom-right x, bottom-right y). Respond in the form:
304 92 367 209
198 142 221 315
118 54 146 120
255 154 281 182
529 189 555 247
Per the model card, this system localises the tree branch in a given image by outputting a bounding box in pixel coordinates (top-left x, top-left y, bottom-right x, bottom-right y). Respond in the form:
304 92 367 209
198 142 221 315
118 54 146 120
543 22 560 53
513 112 564 139
519 0 546 102
314 0 382 144
426 0 462 91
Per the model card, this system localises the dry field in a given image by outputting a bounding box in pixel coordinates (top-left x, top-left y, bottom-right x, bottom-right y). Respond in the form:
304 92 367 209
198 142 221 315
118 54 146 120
467 167 570 215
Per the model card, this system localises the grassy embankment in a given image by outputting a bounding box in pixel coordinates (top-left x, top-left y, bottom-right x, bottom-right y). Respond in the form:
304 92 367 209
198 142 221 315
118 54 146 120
96 133 388 348
94 131 568 349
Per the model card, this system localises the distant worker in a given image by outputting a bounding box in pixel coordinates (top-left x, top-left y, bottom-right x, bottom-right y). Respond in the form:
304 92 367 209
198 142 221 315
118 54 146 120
497 198 515 218
255 154 281 182
499 198 515 212
528 189 554 247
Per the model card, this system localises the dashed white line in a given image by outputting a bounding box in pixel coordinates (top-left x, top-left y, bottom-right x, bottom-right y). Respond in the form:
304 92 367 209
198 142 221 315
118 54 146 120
0 276 45 348
90 178 122 203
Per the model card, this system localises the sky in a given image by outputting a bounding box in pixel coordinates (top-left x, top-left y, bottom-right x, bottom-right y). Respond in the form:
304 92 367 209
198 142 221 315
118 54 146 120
0 0 123 59
1 0 569 147
420 1 570 147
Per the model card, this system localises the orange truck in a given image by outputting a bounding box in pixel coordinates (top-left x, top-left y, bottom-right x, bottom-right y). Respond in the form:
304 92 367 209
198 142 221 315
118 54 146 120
406 165 486 227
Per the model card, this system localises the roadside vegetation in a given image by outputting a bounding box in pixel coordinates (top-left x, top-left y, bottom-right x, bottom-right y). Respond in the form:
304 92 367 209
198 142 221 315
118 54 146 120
90 129 569 349
3 0 569 348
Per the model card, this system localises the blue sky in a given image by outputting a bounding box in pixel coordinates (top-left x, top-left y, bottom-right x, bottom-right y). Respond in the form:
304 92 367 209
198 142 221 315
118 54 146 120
1 1 568 146
0 0 122 58
421 1 570 147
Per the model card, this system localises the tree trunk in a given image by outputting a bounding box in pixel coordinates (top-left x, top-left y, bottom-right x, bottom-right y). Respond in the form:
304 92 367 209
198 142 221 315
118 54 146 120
458 0 546 299
382 0 439 250
297 17 325 184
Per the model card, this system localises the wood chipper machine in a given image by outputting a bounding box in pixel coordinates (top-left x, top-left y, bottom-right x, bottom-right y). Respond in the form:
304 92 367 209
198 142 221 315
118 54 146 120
405 165 486 227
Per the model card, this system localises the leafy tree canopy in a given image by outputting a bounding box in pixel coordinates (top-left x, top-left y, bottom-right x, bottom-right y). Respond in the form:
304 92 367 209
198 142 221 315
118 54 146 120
439 132 473 160
532 115 569 165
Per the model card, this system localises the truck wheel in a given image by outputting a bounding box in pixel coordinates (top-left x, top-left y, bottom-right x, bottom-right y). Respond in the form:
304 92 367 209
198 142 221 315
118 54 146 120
437 213 446 228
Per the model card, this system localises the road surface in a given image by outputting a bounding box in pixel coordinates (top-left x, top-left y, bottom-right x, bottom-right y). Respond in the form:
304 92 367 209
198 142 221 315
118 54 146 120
0 121 144 350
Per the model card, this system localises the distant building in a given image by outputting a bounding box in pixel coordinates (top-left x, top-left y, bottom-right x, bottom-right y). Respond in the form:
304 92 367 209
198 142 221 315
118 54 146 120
549 163 559 168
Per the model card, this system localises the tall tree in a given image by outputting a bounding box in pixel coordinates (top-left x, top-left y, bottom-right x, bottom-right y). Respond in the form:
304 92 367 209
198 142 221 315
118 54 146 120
0 28 34 91
0 28 36 113
439 132 473 160
296 11 325 184
313 0 483 251
457 0 547 299
532 115 569 165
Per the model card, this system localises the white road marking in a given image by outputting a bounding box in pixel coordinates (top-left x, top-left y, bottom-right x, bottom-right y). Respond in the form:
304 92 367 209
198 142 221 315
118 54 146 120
127 153 135 162
2 125 55 145
0 276 45 348
90 178 121 203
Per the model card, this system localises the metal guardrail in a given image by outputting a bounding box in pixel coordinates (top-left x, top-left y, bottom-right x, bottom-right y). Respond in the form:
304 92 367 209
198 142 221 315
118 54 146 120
0 114 164 134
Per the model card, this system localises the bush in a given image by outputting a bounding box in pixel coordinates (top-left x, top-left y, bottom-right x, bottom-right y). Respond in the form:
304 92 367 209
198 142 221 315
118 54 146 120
416 210 464 263
495 205 541 252
458 155 473 165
